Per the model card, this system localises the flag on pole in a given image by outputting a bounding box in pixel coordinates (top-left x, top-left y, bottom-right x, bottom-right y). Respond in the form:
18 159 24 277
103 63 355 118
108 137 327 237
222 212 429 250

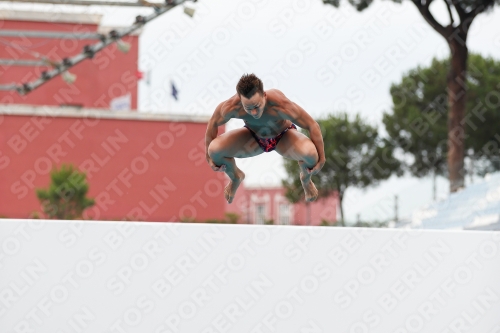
171 81 178 101
136 70 152 86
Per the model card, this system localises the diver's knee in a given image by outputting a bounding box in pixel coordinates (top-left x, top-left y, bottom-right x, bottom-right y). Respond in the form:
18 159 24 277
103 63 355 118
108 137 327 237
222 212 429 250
301 143 318 165
208 139 223 159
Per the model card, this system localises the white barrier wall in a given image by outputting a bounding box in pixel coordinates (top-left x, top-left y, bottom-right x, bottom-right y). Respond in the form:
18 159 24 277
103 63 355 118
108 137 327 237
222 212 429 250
1 219 500 333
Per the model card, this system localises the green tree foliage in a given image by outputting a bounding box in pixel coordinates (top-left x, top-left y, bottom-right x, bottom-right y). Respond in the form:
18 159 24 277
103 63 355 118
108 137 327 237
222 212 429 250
36 164 95 220
282 113 402 223
225 212 240 224
187 213 242 224
320 219 344 226
323 0 499 192
324 0 498 11
383 54 500 178
351 221 388 228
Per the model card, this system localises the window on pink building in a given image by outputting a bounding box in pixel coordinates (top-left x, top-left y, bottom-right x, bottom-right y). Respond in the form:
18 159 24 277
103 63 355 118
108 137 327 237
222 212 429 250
255 204 266 224
279 203 291 225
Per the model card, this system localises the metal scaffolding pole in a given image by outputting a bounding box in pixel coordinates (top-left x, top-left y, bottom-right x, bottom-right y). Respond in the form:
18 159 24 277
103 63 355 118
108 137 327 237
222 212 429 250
0 84 18 91
4 2 187 95
0 30 104 39
0 0 172 7
0 59 49 66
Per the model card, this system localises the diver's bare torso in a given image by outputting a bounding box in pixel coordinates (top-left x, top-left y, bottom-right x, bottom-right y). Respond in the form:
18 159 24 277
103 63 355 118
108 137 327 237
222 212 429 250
207 85 323 204
223 89 294 138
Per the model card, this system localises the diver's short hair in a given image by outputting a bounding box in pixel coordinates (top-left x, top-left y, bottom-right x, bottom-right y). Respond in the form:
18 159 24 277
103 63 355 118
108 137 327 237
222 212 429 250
236 73 264 98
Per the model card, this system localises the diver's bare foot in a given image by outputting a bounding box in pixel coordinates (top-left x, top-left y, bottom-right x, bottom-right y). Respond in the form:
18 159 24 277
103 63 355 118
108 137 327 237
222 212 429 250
224 170 245 204
300 172 318 202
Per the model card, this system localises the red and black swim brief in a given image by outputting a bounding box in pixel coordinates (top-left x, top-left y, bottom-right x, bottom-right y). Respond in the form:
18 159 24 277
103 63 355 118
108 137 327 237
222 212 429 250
244 123 297 153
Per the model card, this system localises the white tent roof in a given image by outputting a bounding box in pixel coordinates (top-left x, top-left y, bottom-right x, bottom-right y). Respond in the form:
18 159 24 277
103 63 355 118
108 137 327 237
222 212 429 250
410 173 500 230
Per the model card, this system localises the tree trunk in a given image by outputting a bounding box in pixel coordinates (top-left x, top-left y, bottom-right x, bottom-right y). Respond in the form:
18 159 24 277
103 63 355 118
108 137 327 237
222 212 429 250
410 2 476 193
433 168 437 201
447 36 468 192
306 202 311 225
338 191 344 226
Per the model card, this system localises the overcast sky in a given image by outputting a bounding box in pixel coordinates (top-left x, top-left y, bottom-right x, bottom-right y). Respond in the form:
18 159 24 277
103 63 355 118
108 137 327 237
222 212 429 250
133 0 499 223
3 0 500 223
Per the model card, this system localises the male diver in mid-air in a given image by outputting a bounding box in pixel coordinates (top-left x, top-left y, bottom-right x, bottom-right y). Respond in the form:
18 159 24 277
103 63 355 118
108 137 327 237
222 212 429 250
205 73 326 204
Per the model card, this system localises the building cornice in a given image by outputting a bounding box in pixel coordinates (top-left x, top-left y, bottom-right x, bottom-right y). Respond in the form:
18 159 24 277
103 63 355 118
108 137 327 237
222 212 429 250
0 104 210 123
0 9 102 25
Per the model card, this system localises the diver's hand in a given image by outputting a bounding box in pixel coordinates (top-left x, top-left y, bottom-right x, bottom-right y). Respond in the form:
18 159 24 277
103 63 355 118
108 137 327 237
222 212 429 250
206 154 226 172
308 158 325 175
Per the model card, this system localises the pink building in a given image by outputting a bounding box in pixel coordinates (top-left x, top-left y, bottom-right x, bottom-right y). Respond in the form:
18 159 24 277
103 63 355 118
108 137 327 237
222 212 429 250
226 184 339 226
0 10 140 109
1 10 337 226
0 105 226 222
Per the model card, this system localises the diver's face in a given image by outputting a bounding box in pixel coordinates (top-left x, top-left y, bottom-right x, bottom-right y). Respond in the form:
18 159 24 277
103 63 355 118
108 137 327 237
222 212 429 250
241 92 266 119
